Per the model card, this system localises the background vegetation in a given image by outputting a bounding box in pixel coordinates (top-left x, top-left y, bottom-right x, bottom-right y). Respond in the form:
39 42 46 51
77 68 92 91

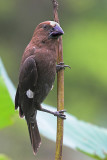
0 0 107 159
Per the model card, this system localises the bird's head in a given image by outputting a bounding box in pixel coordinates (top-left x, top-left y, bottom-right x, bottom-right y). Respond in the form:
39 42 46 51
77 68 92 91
32 21 64 45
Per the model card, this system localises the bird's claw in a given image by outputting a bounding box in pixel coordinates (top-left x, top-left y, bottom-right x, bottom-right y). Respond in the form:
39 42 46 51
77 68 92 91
56 62 71 72
54 110 66 119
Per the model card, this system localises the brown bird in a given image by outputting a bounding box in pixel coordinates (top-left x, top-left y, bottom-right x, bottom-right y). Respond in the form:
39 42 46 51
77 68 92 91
15 21 66 155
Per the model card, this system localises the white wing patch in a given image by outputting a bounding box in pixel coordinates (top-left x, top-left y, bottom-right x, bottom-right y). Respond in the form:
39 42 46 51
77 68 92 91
26 89 34 98
51 85 54 91
49 21 60 27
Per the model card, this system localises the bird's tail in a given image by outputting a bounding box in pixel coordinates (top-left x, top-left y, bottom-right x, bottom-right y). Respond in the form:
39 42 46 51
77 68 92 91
27 117 41 155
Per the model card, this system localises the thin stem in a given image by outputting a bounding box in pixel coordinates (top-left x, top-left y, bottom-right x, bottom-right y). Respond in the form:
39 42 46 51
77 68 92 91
52 1 64 160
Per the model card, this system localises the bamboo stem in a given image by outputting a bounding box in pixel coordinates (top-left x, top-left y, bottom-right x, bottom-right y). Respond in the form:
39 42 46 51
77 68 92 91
52 1 64 160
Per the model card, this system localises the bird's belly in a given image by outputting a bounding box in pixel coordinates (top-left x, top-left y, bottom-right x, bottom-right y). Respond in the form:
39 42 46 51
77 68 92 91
34 70 56 104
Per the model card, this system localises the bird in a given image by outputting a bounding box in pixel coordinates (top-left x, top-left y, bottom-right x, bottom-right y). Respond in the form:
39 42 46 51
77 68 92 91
15 20 66 155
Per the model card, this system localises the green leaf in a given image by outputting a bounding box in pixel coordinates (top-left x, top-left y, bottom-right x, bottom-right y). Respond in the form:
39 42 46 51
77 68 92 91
0 154 11 160
1 57 107 159
38 105 107 160
0 59 14 129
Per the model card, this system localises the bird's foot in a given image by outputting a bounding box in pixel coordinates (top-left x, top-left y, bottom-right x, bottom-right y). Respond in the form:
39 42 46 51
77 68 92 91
56 62 71 72
54 110 66 119
38 106 66 119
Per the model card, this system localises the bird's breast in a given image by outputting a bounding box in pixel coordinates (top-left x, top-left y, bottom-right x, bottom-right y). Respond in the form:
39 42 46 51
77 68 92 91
33 50 57 104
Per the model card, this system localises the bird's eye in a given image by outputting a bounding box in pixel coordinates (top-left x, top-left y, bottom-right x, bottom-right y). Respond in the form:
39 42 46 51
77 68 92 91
43 24 48 30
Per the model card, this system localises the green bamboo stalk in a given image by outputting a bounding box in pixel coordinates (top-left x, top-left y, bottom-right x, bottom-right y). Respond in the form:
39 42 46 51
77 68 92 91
52 1 64 160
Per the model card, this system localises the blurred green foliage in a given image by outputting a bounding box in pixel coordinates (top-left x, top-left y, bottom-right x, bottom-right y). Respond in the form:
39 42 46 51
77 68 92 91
0 154 11 160
0 76 14 129
0 0 107 160
0 0 15 18
63 20 107 125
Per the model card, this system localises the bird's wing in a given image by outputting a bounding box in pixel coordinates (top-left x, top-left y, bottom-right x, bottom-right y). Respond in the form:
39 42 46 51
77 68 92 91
19 55 38 92
15 55 38 111
15 55 41 154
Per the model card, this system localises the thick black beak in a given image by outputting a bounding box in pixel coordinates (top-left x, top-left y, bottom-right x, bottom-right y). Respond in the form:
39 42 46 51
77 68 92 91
49 24 64 39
